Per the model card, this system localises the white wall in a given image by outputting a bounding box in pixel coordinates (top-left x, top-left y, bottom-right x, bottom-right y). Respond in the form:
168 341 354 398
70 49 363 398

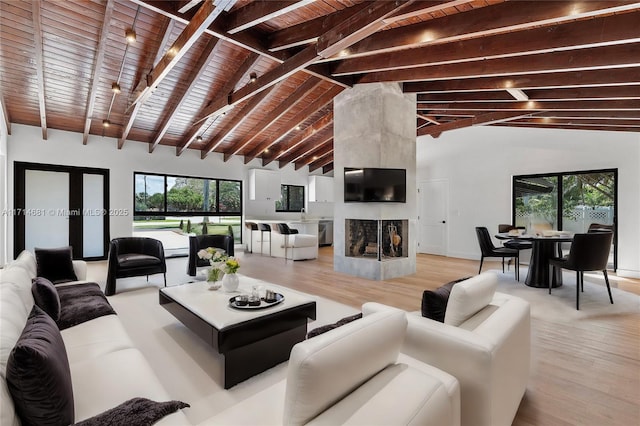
417 125 640 278
6 124 321 258
0 122 7 265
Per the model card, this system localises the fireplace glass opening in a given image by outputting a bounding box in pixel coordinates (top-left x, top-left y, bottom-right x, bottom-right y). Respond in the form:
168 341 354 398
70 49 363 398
345 219 408 261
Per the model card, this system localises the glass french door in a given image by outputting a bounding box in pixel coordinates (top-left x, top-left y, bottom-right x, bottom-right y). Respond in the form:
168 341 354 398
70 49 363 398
14 162 109 260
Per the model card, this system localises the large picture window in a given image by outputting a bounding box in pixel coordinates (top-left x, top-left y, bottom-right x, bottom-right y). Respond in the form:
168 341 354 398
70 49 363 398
133 172 242 244
276 184 304 212
134 173 241 215
513 168 617 269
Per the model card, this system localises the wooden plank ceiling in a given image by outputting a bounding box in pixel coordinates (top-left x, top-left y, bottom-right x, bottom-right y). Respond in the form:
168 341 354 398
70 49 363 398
2 0 640 174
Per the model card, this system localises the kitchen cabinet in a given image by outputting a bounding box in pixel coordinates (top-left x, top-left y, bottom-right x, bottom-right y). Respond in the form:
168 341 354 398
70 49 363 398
309 175 334 202
248 169 281 201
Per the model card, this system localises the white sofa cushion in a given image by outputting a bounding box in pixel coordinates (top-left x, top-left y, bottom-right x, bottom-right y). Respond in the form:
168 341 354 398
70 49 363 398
70 347 189 424
283 309 406 426
61 315 135 363
306 363 457 426
444 272 498 326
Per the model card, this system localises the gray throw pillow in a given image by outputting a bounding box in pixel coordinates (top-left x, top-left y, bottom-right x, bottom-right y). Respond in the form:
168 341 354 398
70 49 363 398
35 246 78 284
421 276 471 322
6 305 75 426
31 276 61 321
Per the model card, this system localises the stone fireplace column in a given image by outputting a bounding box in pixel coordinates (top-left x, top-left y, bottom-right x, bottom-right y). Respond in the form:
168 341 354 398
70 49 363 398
333 82 417 280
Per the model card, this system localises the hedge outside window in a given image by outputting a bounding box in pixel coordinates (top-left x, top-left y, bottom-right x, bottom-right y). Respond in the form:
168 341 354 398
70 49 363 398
276 185 304 212
134 173 241 216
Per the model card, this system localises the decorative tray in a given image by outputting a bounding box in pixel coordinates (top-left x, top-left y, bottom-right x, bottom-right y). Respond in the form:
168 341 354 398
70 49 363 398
229 293 285 310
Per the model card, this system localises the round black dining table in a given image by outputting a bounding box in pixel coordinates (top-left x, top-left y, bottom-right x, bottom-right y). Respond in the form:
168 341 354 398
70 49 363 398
495 233 573 289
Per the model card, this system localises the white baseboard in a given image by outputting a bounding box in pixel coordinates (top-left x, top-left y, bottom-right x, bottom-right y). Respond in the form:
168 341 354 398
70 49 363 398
616 269 640 279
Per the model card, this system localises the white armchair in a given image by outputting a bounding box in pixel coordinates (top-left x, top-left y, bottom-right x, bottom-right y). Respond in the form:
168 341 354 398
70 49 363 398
363 272 531 426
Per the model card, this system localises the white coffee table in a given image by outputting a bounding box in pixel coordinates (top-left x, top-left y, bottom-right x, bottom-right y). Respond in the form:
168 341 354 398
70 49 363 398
159 275 316 389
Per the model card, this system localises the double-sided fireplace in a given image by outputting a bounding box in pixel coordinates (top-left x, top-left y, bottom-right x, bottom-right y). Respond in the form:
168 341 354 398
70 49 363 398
345 219 408 261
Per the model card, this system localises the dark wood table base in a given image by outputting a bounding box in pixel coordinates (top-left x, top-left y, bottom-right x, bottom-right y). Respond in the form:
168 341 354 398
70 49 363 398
159 290 316 389
525 239 564 289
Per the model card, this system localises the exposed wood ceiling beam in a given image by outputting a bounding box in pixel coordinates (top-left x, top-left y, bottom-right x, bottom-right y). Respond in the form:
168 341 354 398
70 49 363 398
149 36 221 153
264 110 333 165
309 151 334 173
279 131 333 168
226 1 314 34
419 99 640 112
200 84 277 159
119 18 174 150
130 0 233 107
243 86 343 164
316 0 415 58
268 0 477 52
294 140 333 170
31 0 47 140
198 1 411 124
223 77 321 161
403 68 640 93
322 162 334 174
536 111 640 120
176 52 260 156
491 122 640 133
359 43 640 84
325 1 640 61
131 0 350 88
418 111 540 137
82 0 114 145
0 90 10 136
178 0 203 14
333 11 640 76
418 86 640 103
417 113 440 125
510 117 640 128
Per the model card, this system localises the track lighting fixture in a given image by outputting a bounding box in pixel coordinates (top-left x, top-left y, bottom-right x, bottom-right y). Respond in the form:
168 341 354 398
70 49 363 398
125 28 136 44
111 82 121 94
249 72 257 83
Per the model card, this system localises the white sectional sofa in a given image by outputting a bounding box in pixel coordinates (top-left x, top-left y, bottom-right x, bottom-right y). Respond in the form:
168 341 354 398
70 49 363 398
364 272 531 426
0 251 189 426
199 308 461 426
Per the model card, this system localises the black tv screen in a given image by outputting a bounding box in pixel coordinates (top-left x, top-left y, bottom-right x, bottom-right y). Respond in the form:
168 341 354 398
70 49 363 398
344 168 406 202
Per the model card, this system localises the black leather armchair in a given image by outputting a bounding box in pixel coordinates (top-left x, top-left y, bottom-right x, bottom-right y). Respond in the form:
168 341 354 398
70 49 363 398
105 237 167 296
187 234 235 276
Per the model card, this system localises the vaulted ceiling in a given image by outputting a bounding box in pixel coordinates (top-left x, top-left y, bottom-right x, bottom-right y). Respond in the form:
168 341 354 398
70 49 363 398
2 0 639 174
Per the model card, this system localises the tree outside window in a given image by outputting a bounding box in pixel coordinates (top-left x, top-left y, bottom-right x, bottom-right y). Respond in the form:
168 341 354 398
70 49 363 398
276 184 305 212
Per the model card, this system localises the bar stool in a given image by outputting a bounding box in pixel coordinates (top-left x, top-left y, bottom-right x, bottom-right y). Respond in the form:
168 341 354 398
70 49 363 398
244 221 258 253
259 223 272 256
277 223 298 261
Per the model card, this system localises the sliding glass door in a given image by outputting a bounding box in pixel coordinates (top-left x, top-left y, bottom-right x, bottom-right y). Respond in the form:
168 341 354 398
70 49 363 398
513 169 617 270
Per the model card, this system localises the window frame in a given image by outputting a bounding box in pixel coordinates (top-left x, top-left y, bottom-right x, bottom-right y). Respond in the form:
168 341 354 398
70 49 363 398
276 184 305 212
133 171 242 217
512 168 618 270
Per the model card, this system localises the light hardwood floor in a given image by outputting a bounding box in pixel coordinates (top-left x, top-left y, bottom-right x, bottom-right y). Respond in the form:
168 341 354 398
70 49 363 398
237 247 640 426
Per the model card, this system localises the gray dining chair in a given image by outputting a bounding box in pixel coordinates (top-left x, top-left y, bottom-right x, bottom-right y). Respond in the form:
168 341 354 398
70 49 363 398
548 232 613 310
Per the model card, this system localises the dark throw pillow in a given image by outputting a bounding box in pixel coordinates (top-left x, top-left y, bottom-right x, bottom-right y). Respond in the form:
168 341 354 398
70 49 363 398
72 397 189 426
35 246 78 284
307 313 363 339
6 305 75 426
56 282 117 330
31 276 61 321
421 276 472 322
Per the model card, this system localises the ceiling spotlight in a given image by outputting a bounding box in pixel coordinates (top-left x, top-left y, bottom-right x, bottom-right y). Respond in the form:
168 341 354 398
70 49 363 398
295 125 301 131
249 72 257 83
196 135 203 142
125 28 136 44
102 119 111 128
263 148 269 154
111 82 121 94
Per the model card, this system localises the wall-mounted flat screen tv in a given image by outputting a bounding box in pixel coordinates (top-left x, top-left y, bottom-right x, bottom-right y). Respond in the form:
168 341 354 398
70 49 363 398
344 167 406 202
